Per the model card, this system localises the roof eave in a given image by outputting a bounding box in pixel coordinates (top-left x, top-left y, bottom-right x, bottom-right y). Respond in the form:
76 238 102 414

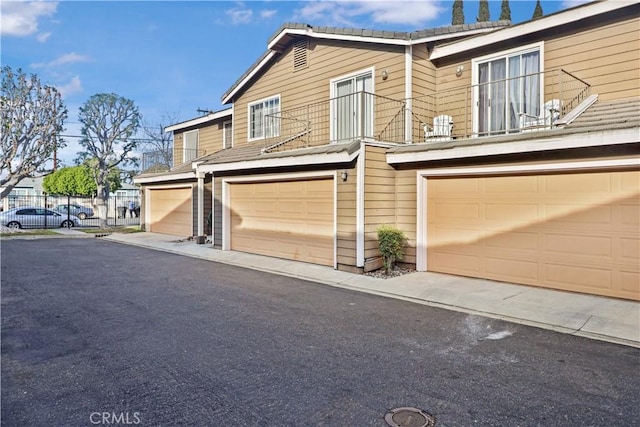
431 0 636 60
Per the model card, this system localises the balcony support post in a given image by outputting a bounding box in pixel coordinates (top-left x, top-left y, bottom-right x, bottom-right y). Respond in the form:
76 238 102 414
405 45 413 143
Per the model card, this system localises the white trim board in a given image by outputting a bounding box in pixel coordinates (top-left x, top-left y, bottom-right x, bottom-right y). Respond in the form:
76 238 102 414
165 109 232 132
134 172 196 184
197 148 359 174
387 128 640 164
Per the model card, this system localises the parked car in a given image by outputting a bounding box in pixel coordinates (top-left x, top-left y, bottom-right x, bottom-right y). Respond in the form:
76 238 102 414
0 207 81 229
53 204 94 220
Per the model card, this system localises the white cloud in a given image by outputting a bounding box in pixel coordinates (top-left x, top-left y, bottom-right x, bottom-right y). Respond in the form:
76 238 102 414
0 0 58 36
57 75 83 97
36 31 51 42
260 9 277 19
294 0 445 27
226 3 253 25
31 52 90 69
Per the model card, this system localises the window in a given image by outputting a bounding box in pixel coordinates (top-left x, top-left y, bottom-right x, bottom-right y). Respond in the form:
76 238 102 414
330 69 374 143
183 130 199 162
248 95 280 140
223 121 233 149
473 43 542 135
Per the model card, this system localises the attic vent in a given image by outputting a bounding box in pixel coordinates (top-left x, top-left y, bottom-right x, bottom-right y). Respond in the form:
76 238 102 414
293 39 308 71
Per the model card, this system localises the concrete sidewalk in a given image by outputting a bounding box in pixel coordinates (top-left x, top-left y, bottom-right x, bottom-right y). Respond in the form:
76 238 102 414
100 231 640 348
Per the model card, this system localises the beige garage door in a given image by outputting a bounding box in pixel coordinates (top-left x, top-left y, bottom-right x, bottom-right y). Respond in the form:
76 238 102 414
426 170 639 300
230 178 334 266
149 187 192 236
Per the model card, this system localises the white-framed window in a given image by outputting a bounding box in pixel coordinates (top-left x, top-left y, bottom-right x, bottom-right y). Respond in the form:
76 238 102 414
329 68 374 143
183 130 199 162
472 42 543 136
248 95 280 141
223 120 233 149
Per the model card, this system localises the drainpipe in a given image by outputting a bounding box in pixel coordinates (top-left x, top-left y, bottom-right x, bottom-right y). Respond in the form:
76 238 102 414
196 171 205 244
405 45 413 143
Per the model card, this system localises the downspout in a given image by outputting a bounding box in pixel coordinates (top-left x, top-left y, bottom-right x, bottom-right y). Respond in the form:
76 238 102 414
356 142 365 268
405 45 413 143
197 171 205 244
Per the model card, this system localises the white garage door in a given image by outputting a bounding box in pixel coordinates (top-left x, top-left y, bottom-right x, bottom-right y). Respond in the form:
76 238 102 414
229 178 334 266
426 170 639 300
149 187 192 236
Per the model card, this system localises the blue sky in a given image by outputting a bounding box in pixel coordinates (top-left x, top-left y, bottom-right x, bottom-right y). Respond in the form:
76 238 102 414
2 0 588 165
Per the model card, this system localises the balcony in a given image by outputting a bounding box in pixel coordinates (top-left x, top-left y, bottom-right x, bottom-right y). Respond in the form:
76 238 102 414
141 148 207 172
262 68 590 153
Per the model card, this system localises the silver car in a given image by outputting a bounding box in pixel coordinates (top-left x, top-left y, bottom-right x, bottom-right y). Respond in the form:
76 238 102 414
53 203 94 220
0 207 81 229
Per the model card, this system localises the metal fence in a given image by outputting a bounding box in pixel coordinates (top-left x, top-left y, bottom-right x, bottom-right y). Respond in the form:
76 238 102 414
1 194 141 228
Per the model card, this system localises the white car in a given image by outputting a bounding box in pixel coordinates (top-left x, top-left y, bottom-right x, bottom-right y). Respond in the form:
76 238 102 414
0 207 81 229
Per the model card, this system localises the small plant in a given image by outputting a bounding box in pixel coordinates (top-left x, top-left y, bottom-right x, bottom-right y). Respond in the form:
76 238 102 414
377 225 407 275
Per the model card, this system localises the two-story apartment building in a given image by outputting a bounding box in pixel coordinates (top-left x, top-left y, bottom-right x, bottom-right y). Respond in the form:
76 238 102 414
136 0 639 300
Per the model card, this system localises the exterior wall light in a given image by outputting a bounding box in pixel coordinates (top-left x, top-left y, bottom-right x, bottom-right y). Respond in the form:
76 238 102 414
341 171 349 181
381 69 389 80
456 65 464 77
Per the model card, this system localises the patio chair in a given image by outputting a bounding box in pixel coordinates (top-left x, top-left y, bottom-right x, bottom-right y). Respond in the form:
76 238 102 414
519 99 561 130
424 114 453 142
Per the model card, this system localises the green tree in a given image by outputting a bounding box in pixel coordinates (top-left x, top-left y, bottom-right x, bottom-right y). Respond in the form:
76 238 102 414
532 0 544 19
0 66 67 198
77 93 140 227
499 0 511 21
452 0 465 25
477 0 490 22
43 164 121 197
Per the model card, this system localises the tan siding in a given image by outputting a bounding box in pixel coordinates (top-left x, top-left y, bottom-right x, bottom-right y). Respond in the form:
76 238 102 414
232 40 406 149
213 176 223 247
363 145 397 266
412 44 436 97
198 124 225 156
545 17 639 101
396 169 417 265
173 133 183 165
337 165 357 268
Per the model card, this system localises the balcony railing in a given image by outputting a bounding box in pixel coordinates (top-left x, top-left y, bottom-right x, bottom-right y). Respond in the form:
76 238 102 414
263 91 408 152
141 150 173 173
411 68 590 141
259 68 589 152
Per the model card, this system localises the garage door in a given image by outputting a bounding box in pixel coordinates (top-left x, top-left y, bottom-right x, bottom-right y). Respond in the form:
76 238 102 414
149 187 192 236
229 178 334 266
426 170 639 300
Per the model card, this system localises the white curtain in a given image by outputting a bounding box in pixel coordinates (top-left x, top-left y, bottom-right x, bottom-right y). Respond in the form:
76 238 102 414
478 63 489 134
490 58 506 133
522 52 540 119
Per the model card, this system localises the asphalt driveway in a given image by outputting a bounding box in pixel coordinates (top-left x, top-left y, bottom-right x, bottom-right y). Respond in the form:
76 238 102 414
2 238 639 426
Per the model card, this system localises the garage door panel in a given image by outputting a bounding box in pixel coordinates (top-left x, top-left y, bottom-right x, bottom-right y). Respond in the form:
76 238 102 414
230 178 334 266
483 230 539 251
621 271 640 294
149 187 192 236
544 233 612 257
427 170 640 300
544 263 612 290
485 257 539 281
544 203 612 227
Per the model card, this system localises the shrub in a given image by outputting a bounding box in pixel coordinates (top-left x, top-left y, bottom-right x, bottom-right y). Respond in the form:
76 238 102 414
377 225 407 274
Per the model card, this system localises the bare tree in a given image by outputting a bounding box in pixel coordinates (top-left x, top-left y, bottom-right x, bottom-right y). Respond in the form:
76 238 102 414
139 113 178 172
77 93 140 228
0 66 67 198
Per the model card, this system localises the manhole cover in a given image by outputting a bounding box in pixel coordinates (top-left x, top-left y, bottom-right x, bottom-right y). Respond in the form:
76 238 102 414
384 407 435 427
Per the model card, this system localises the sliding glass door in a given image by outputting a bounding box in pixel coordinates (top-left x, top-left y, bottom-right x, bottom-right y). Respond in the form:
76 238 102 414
476 48 540 135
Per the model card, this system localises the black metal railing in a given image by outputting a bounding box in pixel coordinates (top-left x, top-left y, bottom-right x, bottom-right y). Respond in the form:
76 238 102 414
1 194 141 228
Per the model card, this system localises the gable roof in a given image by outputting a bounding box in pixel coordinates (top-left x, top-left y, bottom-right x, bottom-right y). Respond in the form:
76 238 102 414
164 108 232 133
221 20 510 104
431 0 637 60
